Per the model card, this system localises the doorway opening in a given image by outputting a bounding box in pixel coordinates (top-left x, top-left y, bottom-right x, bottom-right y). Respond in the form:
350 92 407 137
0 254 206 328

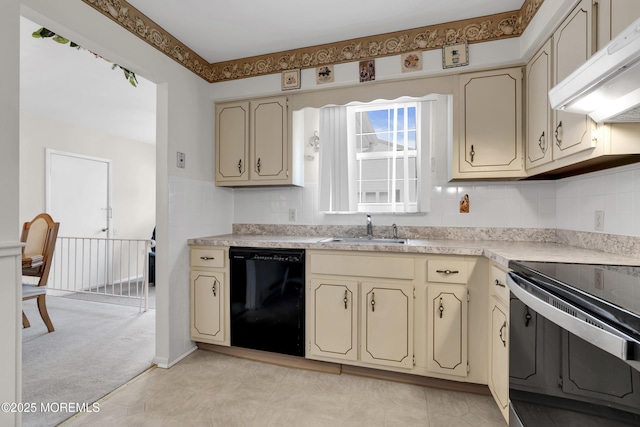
19 14 157 427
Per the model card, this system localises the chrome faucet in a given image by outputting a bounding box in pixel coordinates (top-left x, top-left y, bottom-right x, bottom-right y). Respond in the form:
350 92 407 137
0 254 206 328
392 223 398 239
366 214 373 238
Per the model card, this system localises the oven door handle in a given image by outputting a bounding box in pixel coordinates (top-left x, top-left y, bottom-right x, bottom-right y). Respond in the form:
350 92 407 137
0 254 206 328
507 273 640 368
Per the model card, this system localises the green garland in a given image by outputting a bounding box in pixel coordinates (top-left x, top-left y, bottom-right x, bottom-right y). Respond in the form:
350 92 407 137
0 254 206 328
32 27 138 87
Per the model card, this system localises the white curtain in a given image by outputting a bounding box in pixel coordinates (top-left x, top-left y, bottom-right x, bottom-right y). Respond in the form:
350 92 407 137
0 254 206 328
318 106 354 212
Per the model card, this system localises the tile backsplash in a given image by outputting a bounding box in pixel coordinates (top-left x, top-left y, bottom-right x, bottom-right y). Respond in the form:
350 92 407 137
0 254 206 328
232 162 640 238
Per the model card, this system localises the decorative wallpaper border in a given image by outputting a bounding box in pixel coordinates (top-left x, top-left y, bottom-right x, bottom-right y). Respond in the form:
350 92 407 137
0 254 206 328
81 0 544 83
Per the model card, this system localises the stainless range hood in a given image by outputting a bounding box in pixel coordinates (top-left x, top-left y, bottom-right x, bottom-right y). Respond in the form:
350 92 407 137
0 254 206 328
549 17 640 123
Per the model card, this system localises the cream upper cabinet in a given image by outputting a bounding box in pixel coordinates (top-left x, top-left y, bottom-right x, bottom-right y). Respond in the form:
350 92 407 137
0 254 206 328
215 96 302 187
361 282 414 369
250 97 289 183
596 0 640 50
452 67 525 180
427 283 468 377
308 279 358 361
525 39 553 170
215 101 249 184
551 0 596 160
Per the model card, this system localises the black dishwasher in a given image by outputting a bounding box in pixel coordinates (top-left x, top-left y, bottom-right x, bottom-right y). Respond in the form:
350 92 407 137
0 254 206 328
229 247 305 357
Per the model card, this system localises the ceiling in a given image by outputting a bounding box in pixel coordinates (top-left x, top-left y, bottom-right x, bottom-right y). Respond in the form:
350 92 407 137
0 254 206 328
125 0 525 63
20 1 526 145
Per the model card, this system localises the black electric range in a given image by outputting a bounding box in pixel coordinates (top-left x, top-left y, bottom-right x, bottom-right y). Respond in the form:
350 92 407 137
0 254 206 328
506 260 640 427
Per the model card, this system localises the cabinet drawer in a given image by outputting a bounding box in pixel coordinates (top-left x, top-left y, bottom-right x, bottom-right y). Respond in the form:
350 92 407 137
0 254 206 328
310 253 414 280
190 248 225 268
490 264 509 304
427 259 467 284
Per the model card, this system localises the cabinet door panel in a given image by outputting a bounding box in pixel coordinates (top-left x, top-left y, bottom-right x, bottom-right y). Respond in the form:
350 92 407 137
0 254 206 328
458 69 522 173
251 97 288 181
191 271 225 343
309 279 358 361
361 283 413 369
597 0 640 49
553 0 595 159
526 40 553 169
489 300 509 422
216 102 249 183
427 284 468 377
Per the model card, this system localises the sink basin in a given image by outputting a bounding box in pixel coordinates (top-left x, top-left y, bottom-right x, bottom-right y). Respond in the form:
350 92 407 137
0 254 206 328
318 237 409 245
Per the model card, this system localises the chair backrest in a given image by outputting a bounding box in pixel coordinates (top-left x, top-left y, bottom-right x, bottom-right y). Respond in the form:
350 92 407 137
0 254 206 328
21 213 60 287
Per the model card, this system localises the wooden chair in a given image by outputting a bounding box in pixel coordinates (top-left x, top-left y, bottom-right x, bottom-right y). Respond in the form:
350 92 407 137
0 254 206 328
21 213 60 332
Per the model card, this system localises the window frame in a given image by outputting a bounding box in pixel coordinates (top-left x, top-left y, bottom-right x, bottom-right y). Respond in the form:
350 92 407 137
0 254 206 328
347 100 427 213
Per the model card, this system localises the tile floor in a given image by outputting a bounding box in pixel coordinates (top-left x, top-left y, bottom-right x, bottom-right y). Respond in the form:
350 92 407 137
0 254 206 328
63 350 507 427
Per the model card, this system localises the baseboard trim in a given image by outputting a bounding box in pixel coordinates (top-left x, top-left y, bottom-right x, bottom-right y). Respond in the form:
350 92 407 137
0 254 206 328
196 342 490 395
341 365 491 395
196 343 341 374
154 345 198 369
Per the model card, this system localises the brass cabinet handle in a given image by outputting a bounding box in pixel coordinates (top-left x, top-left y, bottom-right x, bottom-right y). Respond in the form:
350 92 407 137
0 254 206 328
494 279 506 288
555 121 563 146
200 256 215 260
212 279 218 297
238 159 242 173
436 269 459 275
343 290 348 310
257 157 261 173
538 131 546 153
469 145 475 162
439 297 444 318
370 292 375 312
499 321 507 347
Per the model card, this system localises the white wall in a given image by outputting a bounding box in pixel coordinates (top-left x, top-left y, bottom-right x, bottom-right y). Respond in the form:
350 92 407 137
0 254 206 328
19 112 156 240
19 0 234 371
557 163 640 237
1 1 22 424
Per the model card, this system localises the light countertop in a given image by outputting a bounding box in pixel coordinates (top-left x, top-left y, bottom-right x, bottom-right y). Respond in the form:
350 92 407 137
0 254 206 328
188 234 640 268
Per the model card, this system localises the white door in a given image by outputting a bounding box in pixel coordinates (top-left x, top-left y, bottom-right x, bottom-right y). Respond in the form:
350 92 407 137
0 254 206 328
46 149 111 290
46 149 111 238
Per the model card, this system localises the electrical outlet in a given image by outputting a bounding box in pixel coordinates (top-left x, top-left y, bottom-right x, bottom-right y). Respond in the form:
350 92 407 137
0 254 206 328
177 152 186 168
594 210 604 231
288 208 297 222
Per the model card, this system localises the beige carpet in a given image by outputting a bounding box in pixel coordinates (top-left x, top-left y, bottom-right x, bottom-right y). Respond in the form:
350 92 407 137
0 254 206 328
21 293 155 427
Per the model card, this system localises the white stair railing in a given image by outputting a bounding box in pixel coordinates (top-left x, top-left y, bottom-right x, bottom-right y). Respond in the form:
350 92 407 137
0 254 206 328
47 237 154 312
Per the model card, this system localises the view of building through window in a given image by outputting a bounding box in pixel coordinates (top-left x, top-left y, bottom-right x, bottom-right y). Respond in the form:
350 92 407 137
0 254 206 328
350 102 419 212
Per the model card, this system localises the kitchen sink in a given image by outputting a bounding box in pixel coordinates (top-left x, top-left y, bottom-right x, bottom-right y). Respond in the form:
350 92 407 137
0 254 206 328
317 237 409 245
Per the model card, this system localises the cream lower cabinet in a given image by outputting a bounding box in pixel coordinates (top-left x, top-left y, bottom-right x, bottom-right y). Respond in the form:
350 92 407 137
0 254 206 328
306 250 415 371
489 298 509 423
308 279 358 361
190 247 230 346
361 282 414 369
488 263 509 423
427 284 468 377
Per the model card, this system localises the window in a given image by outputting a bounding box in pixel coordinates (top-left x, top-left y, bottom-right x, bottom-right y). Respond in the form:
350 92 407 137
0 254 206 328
351 103 418 212
319 95 441 214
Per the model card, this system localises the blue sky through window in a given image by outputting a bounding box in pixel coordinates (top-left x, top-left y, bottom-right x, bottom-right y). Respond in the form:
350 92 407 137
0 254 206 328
365 106 416 149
